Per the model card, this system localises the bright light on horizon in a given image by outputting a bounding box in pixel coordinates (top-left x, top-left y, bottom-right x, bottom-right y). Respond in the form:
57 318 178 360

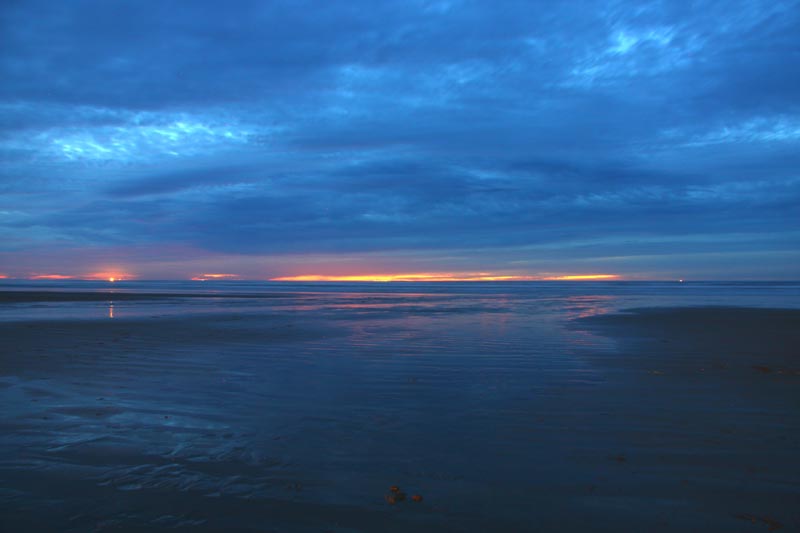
9 271 624 282
541 274 621 281
86 271 132 282
19 272 135 281
270 272 622 282
191 273 240 281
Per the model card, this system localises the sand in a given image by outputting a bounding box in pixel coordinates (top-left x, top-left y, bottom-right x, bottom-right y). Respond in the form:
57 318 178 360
572 307 800 531
0 296 798 531
576 306 800 373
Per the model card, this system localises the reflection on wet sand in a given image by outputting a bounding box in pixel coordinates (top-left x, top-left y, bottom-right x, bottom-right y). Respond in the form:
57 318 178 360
562 294 617 319
0 284 799 531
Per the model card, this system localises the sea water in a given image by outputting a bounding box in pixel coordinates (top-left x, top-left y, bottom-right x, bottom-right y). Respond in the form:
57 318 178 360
0 280 798 322
0 281 798 531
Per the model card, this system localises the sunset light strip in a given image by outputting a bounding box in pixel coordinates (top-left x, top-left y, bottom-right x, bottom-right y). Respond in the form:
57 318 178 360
541 274 621 281
271 273 621 282
191 273 239 281
85 272 134 282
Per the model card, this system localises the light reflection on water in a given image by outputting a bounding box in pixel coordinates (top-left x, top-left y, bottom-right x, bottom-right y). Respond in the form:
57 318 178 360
0 281 799 531
1 281 798 323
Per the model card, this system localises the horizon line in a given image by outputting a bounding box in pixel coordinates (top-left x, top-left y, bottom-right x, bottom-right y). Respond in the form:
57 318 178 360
0 278 797 283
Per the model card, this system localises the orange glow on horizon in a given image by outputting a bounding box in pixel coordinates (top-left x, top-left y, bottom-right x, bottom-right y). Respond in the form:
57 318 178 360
541 274 621 281
85 271 132 282
271 273 534 282
271 272 622 282
191 273 239 281
0 274 7 279
30 274 74 280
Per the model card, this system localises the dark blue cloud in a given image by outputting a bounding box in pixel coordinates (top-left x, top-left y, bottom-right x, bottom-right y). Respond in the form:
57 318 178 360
0 0 798 279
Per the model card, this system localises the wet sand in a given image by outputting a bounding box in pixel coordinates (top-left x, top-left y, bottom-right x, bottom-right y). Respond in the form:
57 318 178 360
573 307 800 532
576 306 800 374
0 298 798 531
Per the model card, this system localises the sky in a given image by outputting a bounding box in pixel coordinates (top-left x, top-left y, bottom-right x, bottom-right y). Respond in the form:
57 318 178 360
1 0 798 281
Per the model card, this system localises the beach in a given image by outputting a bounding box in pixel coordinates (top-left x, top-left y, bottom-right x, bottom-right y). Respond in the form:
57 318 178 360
0 283 798 531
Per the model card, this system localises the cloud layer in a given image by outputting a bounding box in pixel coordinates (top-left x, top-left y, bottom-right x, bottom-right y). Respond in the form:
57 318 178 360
1 0 798 279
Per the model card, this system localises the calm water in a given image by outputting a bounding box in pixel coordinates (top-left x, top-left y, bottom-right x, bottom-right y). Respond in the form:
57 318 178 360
1 280 798 322
0 281 798 531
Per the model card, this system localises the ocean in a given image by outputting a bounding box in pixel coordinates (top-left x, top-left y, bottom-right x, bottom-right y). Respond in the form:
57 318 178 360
1 279 798 322
0 281 798 531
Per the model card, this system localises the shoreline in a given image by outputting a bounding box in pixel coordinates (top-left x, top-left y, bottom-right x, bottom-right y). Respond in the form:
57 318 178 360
1 303 798 531
574 306 800 368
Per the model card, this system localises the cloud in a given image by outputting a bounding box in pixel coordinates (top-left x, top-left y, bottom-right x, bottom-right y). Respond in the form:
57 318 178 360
0 0 798 278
